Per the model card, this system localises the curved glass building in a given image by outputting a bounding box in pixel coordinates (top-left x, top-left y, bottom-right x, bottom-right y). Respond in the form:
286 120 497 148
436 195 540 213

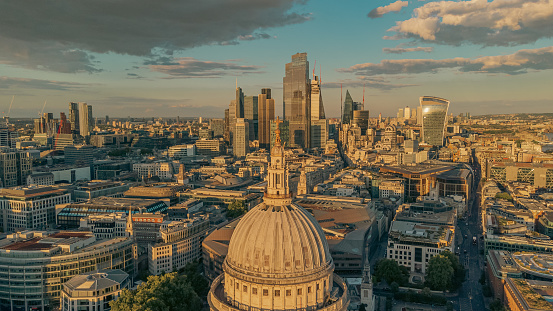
420 96 450 146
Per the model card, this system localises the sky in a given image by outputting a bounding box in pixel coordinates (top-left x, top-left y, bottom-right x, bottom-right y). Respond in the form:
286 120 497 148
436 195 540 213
1 0 553 118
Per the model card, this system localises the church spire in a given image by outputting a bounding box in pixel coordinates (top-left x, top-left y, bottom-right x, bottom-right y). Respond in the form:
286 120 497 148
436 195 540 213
265 118 291 204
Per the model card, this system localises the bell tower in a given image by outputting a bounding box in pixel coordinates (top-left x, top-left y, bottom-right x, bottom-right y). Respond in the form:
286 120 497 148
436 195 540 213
265 117 291 205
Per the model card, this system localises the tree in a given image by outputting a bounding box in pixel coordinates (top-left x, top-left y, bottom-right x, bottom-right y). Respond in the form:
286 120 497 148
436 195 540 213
495 192 513 202
425 254 454 291
490 299 506 311
374 259 409 286
390 281 399 294
421 287 431 298
358 303 367 311
441 250 465 287
182 261 209 297
227 200 247 219
110 272 202 311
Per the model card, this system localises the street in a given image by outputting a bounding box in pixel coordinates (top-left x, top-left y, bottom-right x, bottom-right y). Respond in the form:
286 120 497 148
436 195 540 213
454 161 486 311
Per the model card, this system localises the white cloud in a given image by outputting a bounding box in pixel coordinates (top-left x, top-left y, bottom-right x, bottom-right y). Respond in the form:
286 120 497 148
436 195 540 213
390 0 553 46
368 1 409 18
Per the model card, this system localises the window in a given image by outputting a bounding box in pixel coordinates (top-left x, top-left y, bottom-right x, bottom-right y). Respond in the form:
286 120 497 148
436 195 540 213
286 290 291 296
243 285 247 292
263 289 268 296
297 289 302 295
236 282 239 289
308 287 312 293
316 283 319 290
252 288 257 295
275 290 280 297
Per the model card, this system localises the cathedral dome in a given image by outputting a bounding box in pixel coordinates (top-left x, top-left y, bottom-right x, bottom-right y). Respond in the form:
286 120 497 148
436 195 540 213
225 201 332 279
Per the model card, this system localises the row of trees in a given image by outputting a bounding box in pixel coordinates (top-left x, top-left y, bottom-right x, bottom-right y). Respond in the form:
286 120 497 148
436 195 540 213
374 250 465 292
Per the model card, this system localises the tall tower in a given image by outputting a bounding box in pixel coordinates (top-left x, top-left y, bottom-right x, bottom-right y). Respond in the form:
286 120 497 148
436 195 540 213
420 96 450 146
233 118 249 158
283 53 310 149
265 117 290 201
342 90 353 125
258 91 275 150
69 102 80 135
310 76 327 149
297 169 308 195
78 102 92 137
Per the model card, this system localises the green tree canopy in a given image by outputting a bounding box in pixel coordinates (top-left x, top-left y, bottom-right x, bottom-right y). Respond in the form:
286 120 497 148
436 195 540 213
425 254 454 291
182 261 209 297
227 200 247 219
374 259 409 286
495 192 513 202
109 273 202 311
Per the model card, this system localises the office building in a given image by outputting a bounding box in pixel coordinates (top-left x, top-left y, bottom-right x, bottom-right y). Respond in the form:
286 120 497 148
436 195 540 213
61 269 131 311
283 52 310 149
56 197 168 228
148 217 209 275
342 90 353 125
168 144 196 159
228 87 245 142
69 102 80 135
258 92 275 149
196 139 225 156
79 213 129 240
210 118 225 138
0 186 71 232
233 118 249 158
64 145 95 167
0 149 32 188
404 106 411 119
420 96 449 146
133 162 174 180
0 231 135 311
352 110 370 135
310 76 328 149
77 103 93 137
74 180 129 202
26 172 55 186
244 95 258 141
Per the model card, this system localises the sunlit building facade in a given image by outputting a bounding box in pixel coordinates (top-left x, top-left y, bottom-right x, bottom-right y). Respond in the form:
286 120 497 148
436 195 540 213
283 53 310 149
420 96 449 146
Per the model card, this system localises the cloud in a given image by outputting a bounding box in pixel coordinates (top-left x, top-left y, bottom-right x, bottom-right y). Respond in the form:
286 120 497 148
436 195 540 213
368 1 409 18
323 77 417 90
340 46 553 76
390 0 553 46
147 57 263 78
383 46 433 54
0 0 309 72
0 76 89 91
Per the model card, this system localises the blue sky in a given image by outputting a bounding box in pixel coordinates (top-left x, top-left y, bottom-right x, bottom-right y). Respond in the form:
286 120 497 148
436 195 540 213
1 0 553 118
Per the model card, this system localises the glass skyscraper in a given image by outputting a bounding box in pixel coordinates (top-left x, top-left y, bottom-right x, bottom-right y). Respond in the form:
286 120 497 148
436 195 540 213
283 53 310 149
420 96 450 146
342 90 353 125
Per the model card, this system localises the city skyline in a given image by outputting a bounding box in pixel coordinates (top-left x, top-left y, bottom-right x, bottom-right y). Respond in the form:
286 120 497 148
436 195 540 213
1 0 553 118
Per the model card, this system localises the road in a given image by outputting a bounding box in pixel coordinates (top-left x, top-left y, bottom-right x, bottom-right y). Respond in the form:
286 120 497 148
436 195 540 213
455 160 486 311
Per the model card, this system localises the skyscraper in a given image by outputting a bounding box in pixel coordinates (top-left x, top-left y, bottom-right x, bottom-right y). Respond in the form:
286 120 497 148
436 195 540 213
228 87 244 143
310 76 327 149
283 53 310 149
78 102 93 137
420 96 450 146
404 106 411 119
258 92 275 149
342 90 353 125
233 118 249 158
69 102 80 135
244 95 258 141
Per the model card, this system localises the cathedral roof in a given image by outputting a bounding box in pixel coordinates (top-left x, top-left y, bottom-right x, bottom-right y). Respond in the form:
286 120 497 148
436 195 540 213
225 201 332 278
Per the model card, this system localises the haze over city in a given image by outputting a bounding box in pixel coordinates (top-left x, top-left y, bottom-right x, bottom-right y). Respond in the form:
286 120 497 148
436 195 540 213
1 0 553 118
